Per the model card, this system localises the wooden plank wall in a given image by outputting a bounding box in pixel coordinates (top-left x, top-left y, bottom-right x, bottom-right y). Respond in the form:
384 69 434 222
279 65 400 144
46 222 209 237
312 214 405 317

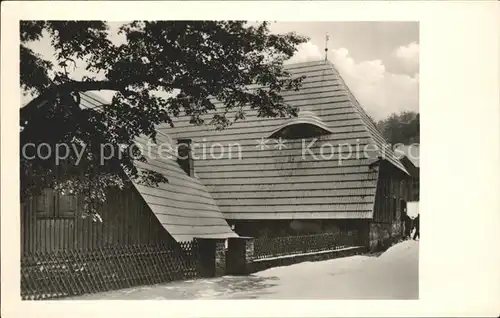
372 163 411 223
21 186 174 256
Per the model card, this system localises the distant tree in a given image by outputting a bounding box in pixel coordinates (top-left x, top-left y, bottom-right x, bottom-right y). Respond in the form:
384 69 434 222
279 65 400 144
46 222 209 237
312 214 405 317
377 111 419 145
20 21 307 218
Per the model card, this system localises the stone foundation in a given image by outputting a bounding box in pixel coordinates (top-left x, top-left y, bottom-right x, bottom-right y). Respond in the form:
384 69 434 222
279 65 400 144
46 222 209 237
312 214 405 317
368 221 403 252
214 240 227 277
194 237 227 278
226 237 254 275
249 246 367 273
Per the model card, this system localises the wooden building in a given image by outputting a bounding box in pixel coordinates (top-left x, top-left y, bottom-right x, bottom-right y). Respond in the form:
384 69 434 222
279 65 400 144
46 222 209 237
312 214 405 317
21 59 411 253
161 60 412 250
20 92 237 256
396 144 420 201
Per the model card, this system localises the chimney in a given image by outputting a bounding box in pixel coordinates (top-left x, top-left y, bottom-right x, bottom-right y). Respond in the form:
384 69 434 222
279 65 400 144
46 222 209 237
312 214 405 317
177 139 194 177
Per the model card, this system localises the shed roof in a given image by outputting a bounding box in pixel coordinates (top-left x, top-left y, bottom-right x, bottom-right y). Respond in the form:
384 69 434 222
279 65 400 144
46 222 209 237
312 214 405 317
161 60 408 220
79 92 238 242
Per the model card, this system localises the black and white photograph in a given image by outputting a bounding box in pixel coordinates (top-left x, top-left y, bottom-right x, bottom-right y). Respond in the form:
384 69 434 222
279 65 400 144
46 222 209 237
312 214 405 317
1 1 499 318
18 20 420 300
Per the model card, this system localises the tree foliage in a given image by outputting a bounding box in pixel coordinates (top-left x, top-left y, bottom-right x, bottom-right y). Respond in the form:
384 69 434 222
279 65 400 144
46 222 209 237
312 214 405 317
20 21 307 219
377 111 420 145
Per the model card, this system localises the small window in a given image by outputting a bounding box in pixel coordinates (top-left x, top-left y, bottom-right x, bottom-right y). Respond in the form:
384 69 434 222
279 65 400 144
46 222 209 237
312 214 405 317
269 112 333 140
57 193 78 218
35 188 55 217
35 188 77 219
271 123 331 139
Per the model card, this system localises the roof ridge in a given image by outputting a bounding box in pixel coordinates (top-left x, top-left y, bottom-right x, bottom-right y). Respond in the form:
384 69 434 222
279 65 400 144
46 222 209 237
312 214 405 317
305 63 409 175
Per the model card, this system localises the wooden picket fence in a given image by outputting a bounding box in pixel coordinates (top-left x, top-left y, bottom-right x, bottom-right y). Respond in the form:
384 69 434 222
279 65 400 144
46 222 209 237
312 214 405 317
21 241 199 300
253 231 359 260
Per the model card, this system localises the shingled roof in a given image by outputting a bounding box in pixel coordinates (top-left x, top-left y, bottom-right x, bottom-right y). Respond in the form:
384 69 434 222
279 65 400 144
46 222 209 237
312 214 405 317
80 93 238 242
396 144 420 168
161 60 408 220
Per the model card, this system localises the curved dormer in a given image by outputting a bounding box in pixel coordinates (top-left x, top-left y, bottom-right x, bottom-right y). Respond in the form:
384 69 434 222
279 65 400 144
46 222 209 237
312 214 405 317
269 111 333 139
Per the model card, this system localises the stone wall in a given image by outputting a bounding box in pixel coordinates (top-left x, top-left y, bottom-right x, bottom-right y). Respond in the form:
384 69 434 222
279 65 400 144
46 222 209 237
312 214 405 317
194 238 227 278
368 221 403 252
201 235 372 277
214 240 227 277
249 246 367 273
232 220 403 254
226 237 255 275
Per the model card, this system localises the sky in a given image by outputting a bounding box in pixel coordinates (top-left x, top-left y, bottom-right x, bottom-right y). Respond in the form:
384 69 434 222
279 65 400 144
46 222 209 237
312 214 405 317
24 21 419 121
280 22 419 120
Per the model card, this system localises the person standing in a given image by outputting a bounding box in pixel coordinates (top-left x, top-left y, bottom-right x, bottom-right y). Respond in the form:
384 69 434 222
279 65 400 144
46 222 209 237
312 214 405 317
413 214 420 240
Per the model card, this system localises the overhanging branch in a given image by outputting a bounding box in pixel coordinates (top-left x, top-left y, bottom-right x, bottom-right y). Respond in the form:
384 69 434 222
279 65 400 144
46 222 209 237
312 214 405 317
21 80 128 119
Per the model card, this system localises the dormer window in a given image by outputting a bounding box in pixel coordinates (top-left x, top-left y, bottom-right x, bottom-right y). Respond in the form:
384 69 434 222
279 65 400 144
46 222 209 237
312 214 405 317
269 111 333 139
270 123 331 139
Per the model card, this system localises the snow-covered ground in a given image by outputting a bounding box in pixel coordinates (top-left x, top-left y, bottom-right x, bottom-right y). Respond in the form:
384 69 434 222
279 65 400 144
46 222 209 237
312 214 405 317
69 240 418 300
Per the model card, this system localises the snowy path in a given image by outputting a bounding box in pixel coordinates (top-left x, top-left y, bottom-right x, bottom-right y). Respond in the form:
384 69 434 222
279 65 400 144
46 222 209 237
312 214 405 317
69 240 418 300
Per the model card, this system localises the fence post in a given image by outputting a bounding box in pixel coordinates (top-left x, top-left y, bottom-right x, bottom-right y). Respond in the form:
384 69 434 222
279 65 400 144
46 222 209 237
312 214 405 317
193 237 227 278
226 237 254 275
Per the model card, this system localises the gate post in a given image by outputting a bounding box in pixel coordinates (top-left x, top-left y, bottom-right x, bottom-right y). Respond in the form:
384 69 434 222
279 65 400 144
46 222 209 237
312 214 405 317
226 237 254 275
193 237 227 278
357 221 371 247
214 239 227 277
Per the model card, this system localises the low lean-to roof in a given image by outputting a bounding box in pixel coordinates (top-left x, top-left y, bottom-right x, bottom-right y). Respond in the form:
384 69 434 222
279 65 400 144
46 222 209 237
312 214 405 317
80 92 238 242
161 60 408 220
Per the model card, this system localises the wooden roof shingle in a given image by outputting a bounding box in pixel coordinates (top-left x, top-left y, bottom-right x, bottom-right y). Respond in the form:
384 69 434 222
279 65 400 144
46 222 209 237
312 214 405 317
161 60 408 220
80 92 238 242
